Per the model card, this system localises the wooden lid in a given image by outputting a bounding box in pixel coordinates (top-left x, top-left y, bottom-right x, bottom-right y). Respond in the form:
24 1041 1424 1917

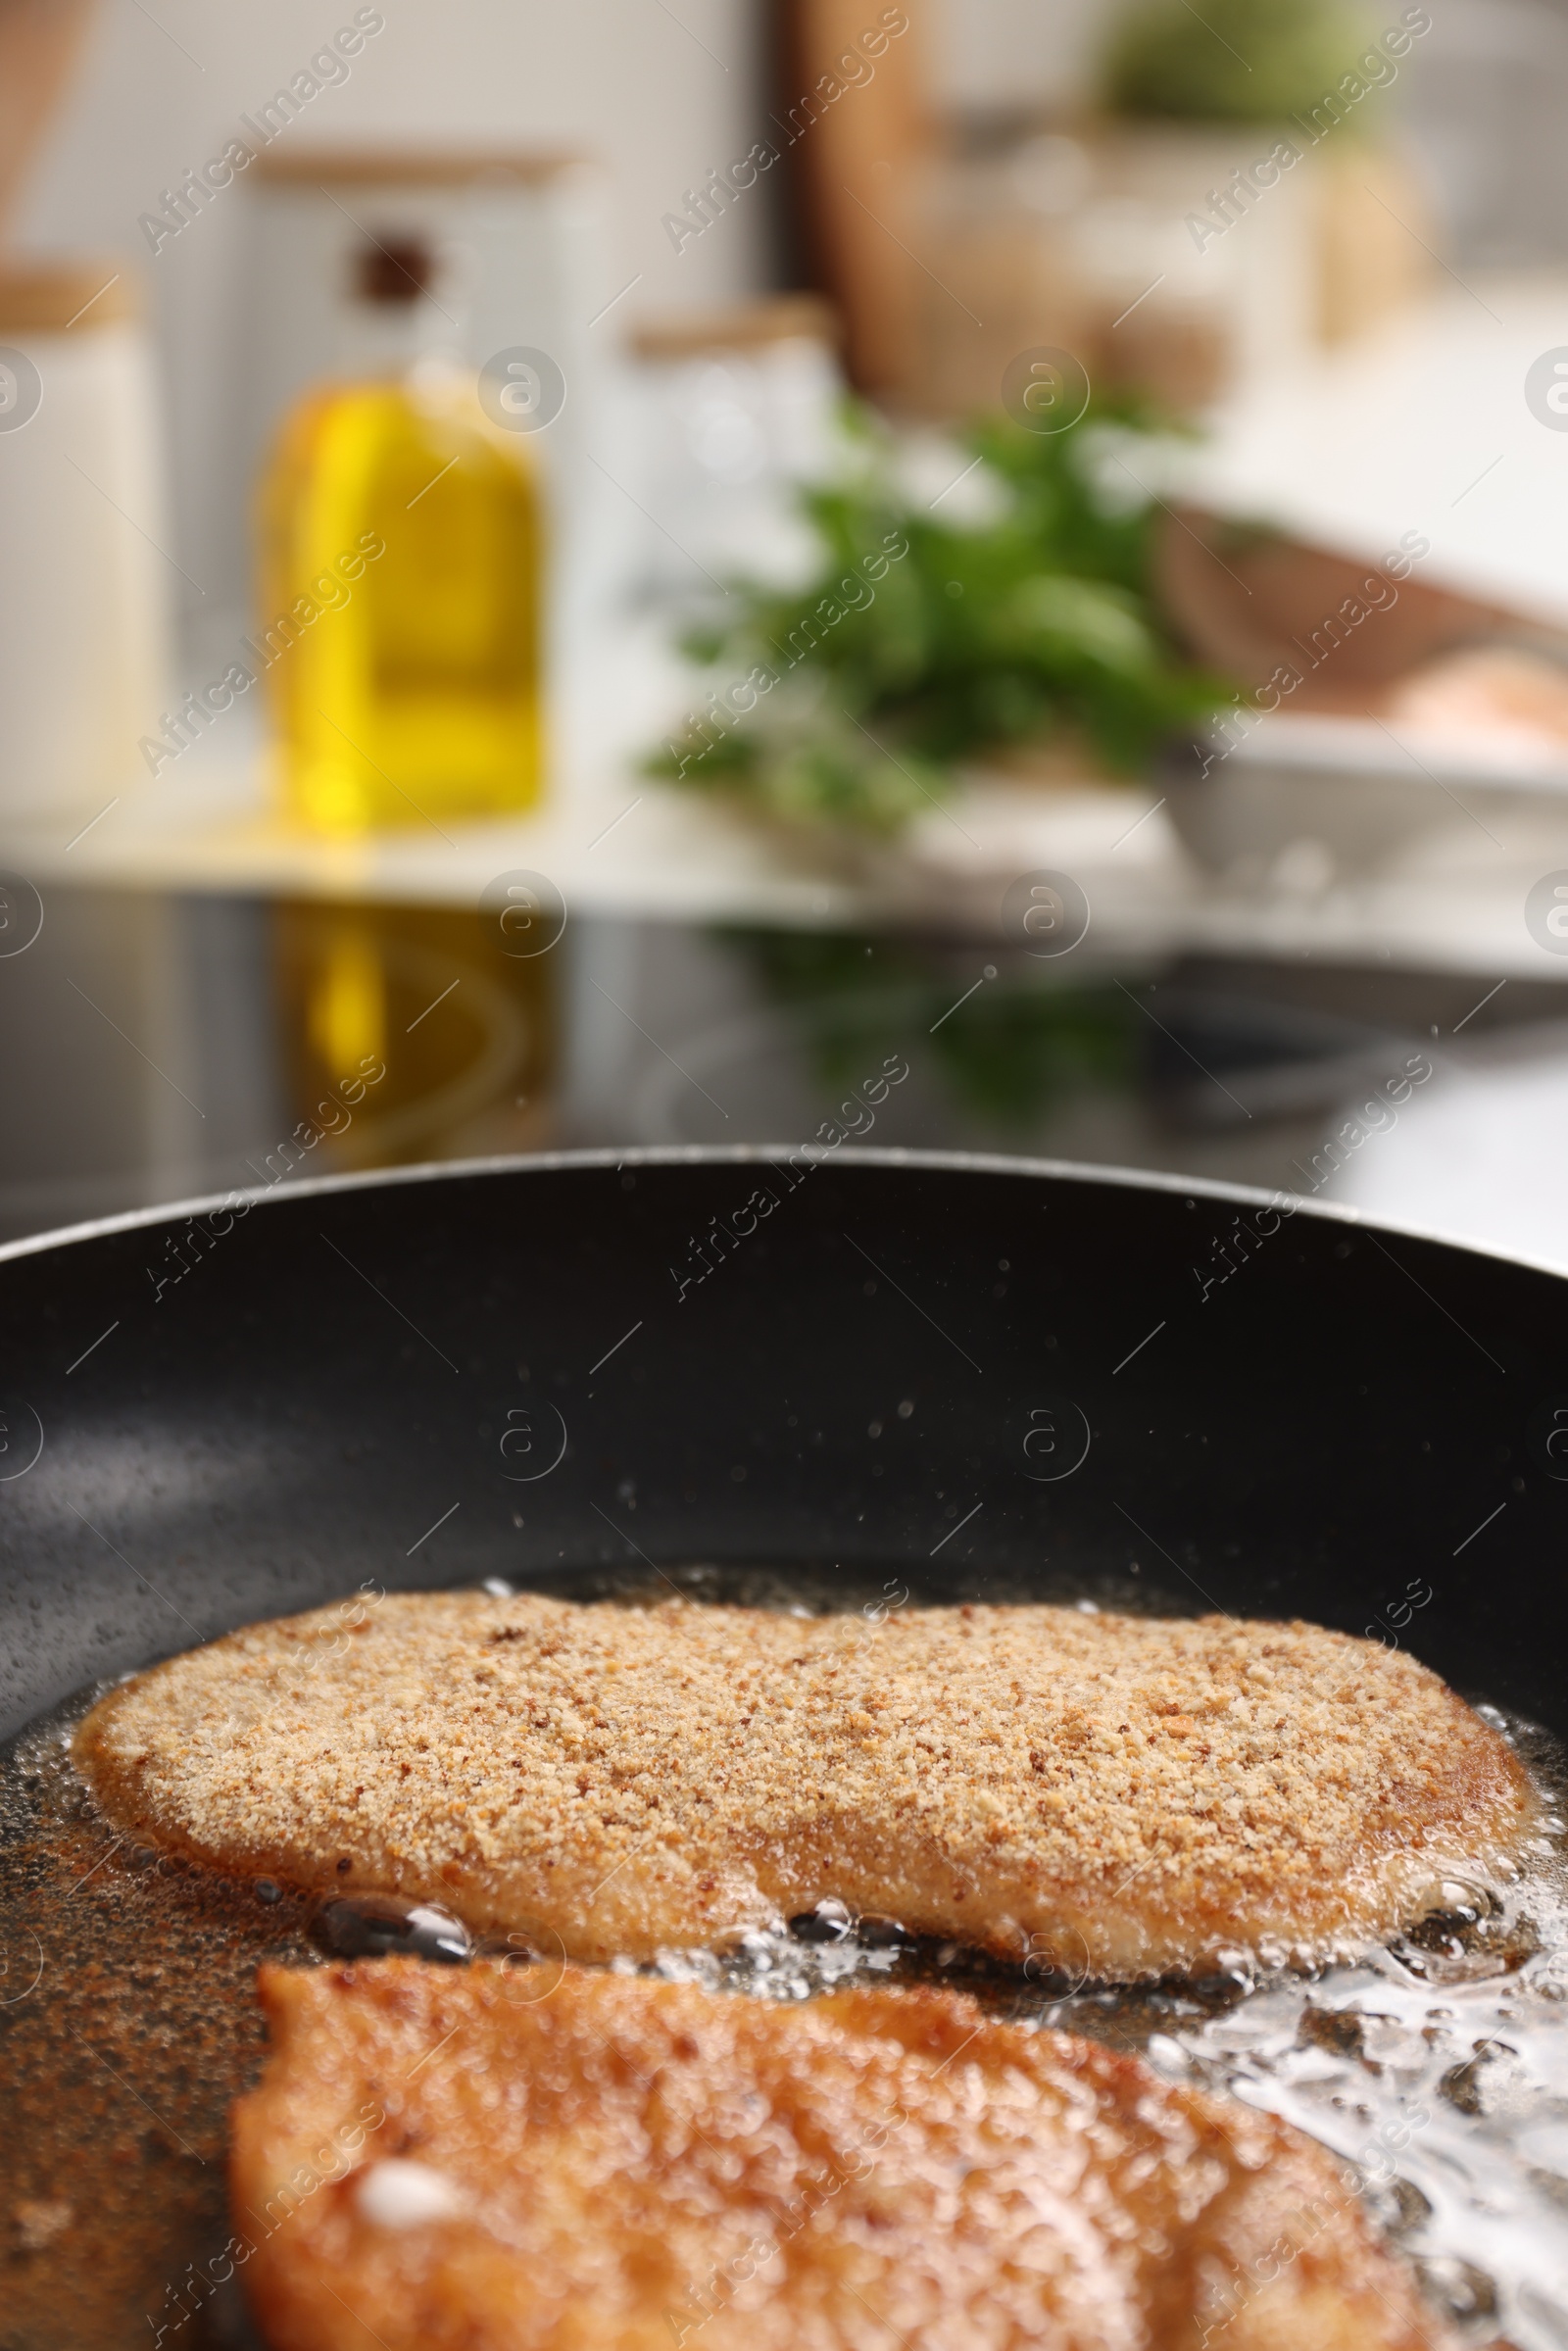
0 265 139 331
254 146 586 188
631 295 839 362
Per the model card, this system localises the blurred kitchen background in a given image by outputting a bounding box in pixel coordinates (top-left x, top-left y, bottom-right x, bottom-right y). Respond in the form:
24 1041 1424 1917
7 0 1568 1265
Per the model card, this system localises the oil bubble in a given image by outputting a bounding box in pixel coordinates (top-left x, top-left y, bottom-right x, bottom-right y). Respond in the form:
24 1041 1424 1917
315 1893 471 1965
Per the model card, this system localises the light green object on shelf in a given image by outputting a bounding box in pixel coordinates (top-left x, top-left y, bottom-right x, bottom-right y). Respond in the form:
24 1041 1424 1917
1101 0 1377 124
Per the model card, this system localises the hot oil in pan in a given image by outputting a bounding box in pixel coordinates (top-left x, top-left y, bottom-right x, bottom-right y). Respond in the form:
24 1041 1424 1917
0 1691 320 2351
3 1570 1568 2351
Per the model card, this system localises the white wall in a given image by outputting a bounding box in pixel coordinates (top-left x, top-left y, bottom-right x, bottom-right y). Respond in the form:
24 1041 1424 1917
14 0 773 625
931 0 1106 113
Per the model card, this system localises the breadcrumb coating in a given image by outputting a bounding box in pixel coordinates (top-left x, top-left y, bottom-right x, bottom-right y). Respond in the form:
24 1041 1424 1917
230 1958 1454 2351
75 1592 1532 1976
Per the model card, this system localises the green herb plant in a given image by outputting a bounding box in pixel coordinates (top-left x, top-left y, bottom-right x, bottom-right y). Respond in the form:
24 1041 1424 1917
649 401 1228 837
1100 0 1373 125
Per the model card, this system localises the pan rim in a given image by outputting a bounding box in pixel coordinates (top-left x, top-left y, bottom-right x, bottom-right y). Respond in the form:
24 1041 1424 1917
0 1144 1559 1287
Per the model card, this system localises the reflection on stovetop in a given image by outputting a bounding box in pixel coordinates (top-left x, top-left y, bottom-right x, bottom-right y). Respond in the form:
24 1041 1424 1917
0 888 1564 1251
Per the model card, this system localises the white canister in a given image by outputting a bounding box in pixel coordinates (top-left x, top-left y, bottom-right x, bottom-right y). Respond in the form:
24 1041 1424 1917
0 267 171 826
628 297 847 594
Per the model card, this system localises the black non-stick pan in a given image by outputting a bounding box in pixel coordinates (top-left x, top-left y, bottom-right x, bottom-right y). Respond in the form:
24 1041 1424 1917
1 1148 1564 2346
1 1147 1560 1734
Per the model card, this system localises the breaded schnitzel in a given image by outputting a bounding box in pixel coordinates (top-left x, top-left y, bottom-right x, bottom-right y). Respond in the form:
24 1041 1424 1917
75 1592 1532 1977
229 1958 1452 2351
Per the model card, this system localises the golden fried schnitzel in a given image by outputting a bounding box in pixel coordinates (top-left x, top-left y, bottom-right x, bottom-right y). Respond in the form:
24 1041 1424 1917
229 1959 1451 2351
75 1592 1532 1977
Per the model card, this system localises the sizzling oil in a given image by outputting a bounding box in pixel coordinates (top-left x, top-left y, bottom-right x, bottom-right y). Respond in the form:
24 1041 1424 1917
3 1570 1566 2350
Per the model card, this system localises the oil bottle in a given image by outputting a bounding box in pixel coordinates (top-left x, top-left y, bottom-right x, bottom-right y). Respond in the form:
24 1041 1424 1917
258 234 543 832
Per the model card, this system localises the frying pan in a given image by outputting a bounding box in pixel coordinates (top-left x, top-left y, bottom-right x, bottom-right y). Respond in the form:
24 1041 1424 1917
0 1144 1562 2348
1 1146 1560 1736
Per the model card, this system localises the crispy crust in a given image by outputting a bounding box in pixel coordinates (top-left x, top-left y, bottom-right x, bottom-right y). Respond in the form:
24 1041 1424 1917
75 1592 1534 1975
229 1958 1453 2351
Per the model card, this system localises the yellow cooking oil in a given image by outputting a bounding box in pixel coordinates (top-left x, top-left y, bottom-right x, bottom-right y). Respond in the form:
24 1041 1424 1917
258 363 543 832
